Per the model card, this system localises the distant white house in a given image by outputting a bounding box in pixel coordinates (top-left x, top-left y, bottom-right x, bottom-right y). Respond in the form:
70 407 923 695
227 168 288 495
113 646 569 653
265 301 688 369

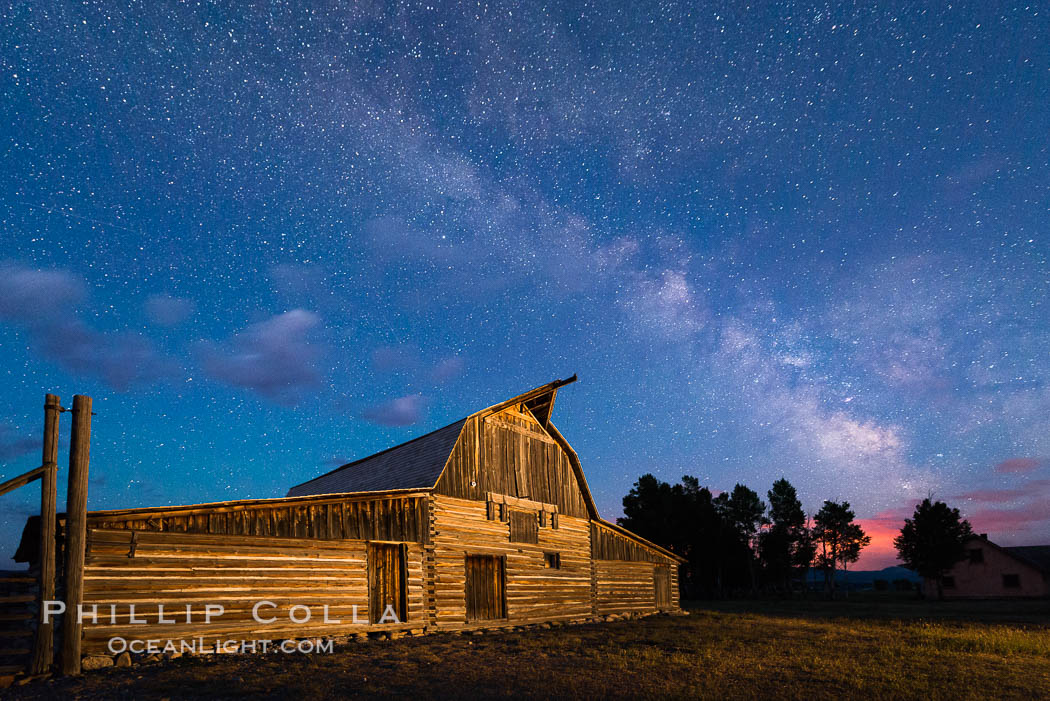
924 534 1050 599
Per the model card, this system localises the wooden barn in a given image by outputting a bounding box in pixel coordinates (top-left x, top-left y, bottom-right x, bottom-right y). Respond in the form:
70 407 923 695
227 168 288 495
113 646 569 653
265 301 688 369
10 377 682 666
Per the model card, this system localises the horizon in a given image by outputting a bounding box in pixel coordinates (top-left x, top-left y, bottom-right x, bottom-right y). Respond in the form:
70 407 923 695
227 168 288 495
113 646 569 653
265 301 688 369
2 2 1048 572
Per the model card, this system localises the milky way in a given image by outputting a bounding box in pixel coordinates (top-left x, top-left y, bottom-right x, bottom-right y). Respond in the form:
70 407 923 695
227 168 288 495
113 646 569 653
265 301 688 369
1 2 1048 568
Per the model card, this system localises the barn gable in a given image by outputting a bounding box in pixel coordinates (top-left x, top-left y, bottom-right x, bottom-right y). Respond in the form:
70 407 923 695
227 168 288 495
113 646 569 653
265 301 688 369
433 397 592 519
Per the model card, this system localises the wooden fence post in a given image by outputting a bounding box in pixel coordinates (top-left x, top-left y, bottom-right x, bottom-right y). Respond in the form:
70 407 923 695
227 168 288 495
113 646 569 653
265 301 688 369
60 394 91 676
29 393 60 674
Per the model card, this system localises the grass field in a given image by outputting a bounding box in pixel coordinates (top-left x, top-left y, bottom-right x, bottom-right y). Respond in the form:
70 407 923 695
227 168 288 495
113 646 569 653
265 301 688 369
3 595 1048 700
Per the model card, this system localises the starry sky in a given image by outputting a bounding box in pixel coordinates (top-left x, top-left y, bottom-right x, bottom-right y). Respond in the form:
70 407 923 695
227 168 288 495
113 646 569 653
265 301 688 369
1 2 1048 570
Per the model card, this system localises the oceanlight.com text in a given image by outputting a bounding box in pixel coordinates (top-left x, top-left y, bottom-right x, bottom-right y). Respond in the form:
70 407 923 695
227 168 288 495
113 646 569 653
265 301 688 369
106 637 335 655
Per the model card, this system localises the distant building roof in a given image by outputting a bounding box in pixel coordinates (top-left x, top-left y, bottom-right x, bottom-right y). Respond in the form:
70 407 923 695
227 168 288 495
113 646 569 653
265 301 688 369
286 418 467 497
1003 545 1050 574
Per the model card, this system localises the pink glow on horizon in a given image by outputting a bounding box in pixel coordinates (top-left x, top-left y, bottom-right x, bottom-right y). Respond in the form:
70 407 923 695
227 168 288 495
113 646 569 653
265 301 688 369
853 510 910 571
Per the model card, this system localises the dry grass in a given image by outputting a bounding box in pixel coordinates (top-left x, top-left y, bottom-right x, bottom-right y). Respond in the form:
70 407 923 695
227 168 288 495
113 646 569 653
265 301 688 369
4 597 1049 700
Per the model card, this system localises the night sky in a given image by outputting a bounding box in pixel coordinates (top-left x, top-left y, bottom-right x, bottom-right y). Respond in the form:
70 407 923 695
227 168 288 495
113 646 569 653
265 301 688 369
2 2 1048 570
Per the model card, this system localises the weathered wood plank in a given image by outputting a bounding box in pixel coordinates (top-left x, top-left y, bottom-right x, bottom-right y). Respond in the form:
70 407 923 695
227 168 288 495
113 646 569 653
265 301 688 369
61 394 91 676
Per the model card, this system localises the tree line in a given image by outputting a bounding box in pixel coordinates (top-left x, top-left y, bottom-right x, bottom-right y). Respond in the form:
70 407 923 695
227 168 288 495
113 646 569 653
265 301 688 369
617 474 871 597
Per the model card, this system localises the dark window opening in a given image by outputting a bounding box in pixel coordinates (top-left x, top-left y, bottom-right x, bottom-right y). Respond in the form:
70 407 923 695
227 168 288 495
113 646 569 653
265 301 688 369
544 551 561 569
1003 573 1021 588
509 510 539 544
968 549 984 564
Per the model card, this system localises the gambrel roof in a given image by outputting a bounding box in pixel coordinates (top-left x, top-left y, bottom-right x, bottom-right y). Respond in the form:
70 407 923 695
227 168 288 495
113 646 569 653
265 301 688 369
286 376 577 498
284 375 683 564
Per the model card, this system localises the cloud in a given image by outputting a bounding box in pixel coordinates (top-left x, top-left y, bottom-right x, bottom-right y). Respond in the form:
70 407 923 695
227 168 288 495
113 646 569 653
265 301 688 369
44 324 179 390
200 309 324 404
144 295 195 326
994 457 1043 474
431 356 464 383
370 345 464 384
0 424 37 461
361 394 427 427
0 262 178 390
968 501 1050 537
0 263 85 320
946 478 1050 545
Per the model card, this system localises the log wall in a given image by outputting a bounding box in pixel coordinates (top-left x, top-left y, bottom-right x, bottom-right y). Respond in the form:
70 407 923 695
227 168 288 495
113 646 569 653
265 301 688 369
594 560 663 615
428 495 592 628
84 493 429 544
590 522 681 614
80 529 425 654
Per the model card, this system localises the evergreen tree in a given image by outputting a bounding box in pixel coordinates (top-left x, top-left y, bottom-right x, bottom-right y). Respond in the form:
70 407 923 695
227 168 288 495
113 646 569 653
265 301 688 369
715 484 768 593
619 473 678 548
759 478 811 592
893 498 973 600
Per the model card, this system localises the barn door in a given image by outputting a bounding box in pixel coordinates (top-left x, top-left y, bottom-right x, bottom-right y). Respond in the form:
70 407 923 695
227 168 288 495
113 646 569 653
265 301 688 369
654 565 671 608
465 555 506 621
368 543 406 624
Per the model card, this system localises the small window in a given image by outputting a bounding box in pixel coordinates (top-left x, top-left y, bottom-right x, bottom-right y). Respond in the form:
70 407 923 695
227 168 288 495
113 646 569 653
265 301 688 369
509 510 538 544
968 549 984 564
941 576 955 589
1003 574 1021 588
543 552 561 569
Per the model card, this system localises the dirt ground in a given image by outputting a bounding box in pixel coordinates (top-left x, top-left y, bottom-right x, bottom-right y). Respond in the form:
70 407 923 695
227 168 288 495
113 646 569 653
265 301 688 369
2 599 1049 700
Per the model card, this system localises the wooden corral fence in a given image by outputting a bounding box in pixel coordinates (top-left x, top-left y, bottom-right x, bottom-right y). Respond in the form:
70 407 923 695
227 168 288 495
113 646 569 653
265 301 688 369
0 393 93 680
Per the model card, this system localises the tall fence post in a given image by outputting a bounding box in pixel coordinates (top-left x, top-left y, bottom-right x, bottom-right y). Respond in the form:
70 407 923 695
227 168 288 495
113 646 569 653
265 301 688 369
29 393 60 674
60 394 91 676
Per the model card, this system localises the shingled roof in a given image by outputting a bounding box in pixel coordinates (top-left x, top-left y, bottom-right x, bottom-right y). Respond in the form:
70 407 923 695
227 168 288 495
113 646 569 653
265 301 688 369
286 418 467 497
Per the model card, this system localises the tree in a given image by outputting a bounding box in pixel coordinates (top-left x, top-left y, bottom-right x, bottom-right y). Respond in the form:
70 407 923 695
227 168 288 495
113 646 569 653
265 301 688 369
617 474 724 598
619 474 678 549
812 501 871 597
677 476 724 597
893 498 973 600
836 521 871 594
758 478 811 592
793 517 817 585
715 484 768 593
